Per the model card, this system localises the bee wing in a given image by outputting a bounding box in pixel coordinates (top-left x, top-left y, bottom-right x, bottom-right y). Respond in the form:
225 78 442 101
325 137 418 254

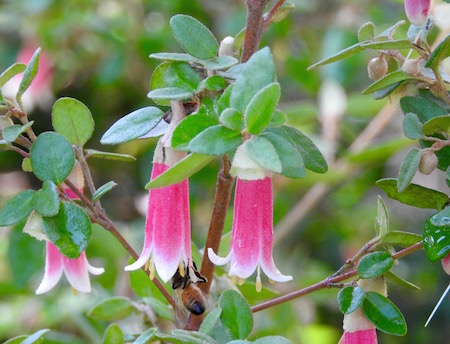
173 289 189 328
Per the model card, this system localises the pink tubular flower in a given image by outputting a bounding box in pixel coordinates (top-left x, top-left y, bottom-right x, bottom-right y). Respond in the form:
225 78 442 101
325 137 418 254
404 0 431 25
124 143 192 283
208 147 292 290
442 253 450 275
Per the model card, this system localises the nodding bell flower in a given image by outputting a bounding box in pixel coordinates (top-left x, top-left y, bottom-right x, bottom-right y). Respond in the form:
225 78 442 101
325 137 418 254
208 145 292 291
36 184 104 294
404 0 431 26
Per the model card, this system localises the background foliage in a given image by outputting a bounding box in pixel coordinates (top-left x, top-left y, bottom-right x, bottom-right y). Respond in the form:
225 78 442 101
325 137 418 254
0 0 449 343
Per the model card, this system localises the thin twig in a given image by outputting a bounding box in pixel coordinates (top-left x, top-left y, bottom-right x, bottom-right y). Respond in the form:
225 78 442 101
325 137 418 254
262 0 286 31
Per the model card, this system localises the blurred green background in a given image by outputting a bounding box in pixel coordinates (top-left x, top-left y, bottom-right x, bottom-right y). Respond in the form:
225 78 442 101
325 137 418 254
0 0 449 343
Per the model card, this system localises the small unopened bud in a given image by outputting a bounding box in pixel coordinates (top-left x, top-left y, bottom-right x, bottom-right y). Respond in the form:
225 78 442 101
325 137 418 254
442 253 450 275
419 150 438 175
218 36 235 57
404 0 431 26
367 56 388 81
402 58 421 76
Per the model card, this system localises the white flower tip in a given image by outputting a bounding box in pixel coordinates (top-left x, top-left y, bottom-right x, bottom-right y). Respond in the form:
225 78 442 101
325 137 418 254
219 36 235 57
230 145 269 180
207 248 231 266
88 265 105 275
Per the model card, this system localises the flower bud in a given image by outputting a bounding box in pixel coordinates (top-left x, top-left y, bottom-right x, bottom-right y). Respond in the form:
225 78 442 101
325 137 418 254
419 150 438 175
404 0 431 26
367 56 388 81
402 58 421 76
442 253 450 275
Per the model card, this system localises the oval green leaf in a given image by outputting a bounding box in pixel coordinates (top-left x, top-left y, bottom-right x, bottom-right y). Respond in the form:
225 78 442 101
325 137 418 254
361 40 413 50
17 47 40 101
147 87 193 101
397 148 421 192
362 292 407 336
52 97 94 147
358 22 375 42
170 14 218 60
423 217 450 262
84 149 136 162
0 62 26 88
425 34 450 69
30 132 75 184
244 136 282 173
149 52 195 62
422 116 450 136
338 286 366 314
381 231 422 247
0 189 35 226
402 113 422 140
92 181 118 201
172 113 219 150
33 180 59 217
245 82 280 135
219 290 253 340
358 251 394 279
88 297 135 322
220 108 244 132
149 62 171 106
2 121 34 143
134 328 158 344
156 329 217 344
42 202 91 258
308 42 364 70
430 207 450 227
400 96 447 123
102 324 123 344
164 62 201 91
196 56 238 71
268 110 287 128
101 107 165 145
362 70 414 95
21 329 50 344
189 125 242 155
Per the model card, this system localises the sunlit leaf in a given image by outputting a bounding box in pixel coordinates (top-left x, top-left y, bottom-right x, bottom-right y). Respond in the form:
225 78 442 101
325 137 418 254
0 63 26 88
102 324 123 344
245 83 280 135
88 297 135 321
423 217 450 262
189 125 242 155
33 180 59 217
0 189 35 226
244 136 282 173
219 290 253 340
362 71 414 95
338 286 366 314
358 251 394 279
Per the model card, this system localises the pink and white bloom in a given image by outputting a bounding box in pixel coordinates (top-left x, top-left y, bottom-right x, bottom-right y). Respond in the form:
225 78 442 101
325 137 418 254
124 142 192 283
404 0 431 26
442 253 450 275
208 146 292 290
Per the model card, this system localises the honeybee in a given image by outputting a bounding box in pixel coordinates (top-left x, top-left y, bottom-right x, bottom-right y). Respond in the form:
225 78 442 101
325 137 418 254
172 262 211 322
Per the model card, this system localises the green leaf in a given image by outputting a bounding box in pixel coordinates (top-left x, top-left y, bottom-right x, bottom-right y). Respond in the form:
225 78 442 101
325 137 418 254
425 34 450 69
33 180 59 217
198 75 228 92
143 297 173 320
362 71 414 95
52 97 94 147
431 207 450 226
376 196 389 237
268 2 295 23
102 324 124 344
245 83 280 135
259 132 305 178
253 337 291 344
230 47 275 113
338 286 366 314
165 62 201 91
400 96 447 123
150 62 171 106
358 251 394 278
30 132 75 184
244 136 282 173
219 108 244 131
308 42 364 70
3 335 28 344
362 292 407 336
196 56 238 71
147 87 193 101
268 110 287 128
156 329 217 344
21 329 50 344
92 181 118 201
172 113 219 150
402 113 422 139
381 231 422 247
219 290 253 340
215 84 233 115
373 82 403 100
422 116 450 136
423 217 450 262
358 22 375 42
361 40 413 50
88 297 135 321
376 20 406 40
200 307 233 344
189 125 242 155
42 202 91 258
385 271 420 290
397 148 421 192
170 14 218 60
376 178 448 210
16 48 40 102
346 138 412 164
2 121 34 142
150 52 195 62
134 328 158 344
85 149 136 162
0 189 35 226
146 153 215 189
0 63 26 88
101 107 165 145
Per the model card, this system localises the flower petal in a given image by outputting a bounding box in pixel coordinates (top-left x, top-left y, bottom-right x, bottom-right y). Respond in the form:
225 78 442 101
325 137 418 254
87 261 105 275
207 248 232 265
63 251 92 293
343 329 378 344
35 242 64 294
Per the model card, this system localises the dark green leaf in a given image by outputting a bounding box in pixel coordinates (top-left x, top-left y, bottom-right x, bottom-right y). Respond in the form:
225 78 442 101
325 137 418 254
361 40 413 50
308 42 364 70
52 97 94 147
245 83 280 135
259 132 305 178
189 125 242 155
146 153 215 189
196 56 238 71
220 108 244 131
2 121 34 143
0 189 35 226
17 48 40 102
172 113 219 150
397 148 421 192
268 110 287 128
101 107 165 145
42 202 91 258
244 136 282 173
219 290 253 340
362 71 414 95
358 251 394 278
30 132 75 184
156 329 217 344
21 329 50 344
200 307 232 344
400 96 447 123
385 271 420 290
33 180 59 217
362 292 407 336
0 63 26 88
134 328 158 344
92 181 118 201
358 22 375 42
381 231 422 246
88 297 135 321
373 82 403 100
338 286 366 314
149 62 171 106
165 62 201 91
147 87 193 101
376 178 448 210
402 113 422 139
149 52 195 62
423 217 450 262
170 14 218 60
425 34 450 69
199 75 228 92
102 324 123 344
85 149 136 162
431 207 450 226
230 47 275 113
422 116 450 136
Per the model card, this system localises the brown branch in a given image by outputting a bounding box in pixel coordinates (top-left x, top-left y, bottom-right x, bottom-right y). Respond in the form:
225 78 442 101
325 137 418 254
262 0 286 31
